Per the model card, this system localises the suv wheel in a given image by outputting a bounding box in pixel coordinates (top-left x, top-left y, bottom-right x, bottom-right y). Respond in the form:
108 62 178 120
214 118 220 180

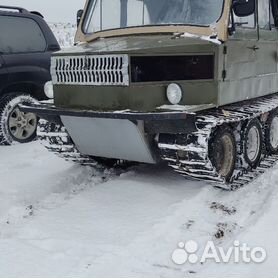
0 94 38 145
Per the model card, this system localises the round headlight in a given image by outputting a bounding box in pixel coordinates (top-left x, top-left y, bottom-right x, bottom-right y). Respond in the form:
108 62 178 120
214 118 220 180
166 83 183 105
44 81 54 99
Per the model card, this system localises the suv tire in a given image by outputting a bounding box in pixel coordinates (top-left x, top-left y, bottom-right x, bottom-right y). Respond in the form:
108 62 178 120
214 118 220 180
0 93 38 145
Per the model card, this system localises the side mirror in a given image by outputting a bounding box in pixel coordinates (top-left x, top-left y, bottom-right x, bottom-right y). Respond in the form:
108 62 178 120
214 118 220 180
233 0 255 17
77 9 83 26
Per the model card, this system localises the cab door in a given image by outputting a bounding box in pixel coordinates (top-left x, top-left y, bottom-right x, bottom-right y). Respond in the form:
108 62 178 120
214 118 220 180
220 5 259 105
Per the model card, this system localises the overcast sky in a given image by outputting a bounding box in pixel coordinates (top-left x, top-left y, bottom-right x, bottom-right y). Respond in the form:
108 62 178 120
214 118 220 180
0 0 86 23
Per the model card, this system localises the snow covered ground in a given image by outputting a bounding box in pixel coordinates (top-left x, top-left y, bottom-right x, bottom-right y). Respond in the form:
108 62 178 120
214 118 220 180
0 142 277 278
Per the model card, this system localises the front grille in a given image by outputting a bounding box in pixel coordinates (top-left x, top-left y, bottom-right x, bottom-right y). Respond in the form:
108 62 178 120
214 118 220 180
51 54 129 86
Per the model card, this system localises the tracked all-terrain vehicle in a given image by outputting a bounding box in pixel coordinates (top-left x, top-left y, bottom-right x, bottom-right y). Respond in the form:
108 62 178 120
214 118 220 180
22 0 278 189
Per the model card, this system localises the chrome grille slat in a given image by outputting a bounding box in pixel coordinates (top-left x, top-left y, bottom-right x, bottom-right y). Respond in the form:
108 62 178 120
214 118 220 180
51 54 129 86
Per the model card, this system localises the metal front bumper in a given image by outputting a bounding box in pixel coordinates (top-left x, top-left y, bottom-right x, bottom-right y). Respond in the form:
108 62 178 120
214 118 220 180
20 103 197 164
19 103 197 134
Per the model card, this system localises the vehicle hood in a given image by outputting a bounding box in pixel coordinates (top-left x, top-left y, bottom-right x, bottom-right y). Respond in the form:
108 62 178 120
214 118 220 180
54 34 220 56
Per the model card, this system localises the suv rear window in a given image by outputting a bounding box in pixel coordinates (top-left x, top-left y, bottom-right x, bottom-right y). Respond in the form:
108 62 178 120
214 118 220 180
0 15 46 54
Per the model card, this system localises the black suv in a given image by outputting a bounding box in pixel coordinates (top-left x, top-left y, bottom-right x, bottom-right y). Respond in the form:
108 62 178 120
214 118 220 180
0 6 60 145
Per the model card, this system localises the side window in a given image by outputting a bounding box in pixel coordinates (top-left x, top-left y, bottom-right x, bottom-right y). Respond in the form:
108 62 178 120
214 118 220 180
258 0 270 29
234 13 255 28
0 16 46 54
233 0 271 29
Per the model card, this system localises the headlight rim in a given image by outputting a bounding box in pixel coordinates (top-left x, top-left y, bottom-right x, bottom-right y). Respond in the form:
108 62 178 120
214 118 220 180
166 83 183 105
44 81 54 99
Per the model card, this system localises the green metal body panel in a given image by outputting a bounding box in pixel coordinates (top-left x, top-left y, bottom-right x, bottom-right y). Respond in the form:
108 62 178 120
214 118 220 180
218 29 278 106
54 36 220 112
55 35 217 56
54 80 218 111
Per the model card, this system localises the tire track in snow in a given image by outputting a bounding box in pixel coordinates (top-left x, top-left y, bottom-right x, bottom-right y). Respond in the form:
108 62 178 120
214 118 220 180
0 142 128 238
68 165 278 278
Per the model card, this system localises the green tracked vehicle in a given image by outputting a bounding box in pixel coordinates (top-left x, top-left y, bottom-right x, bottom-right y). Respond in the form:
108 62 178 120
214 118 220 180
22 0 278 189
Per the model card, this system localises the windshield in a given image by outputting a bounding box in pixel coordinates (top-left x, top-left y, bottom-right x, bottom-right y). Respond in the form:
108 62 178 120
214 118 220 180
84 0 224 34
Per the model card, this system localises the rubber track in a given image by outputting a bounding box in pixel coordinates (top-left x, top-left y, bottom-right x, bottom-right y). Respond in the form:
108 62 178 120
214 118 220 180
37 119 101 167
158 94 278 190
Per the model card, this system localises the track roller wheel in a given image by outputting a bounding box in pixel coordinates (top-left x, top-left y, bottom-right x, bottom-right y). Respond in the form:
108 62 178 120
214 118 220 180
243 118 263 168
209 126 237 182
265 109 278 154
